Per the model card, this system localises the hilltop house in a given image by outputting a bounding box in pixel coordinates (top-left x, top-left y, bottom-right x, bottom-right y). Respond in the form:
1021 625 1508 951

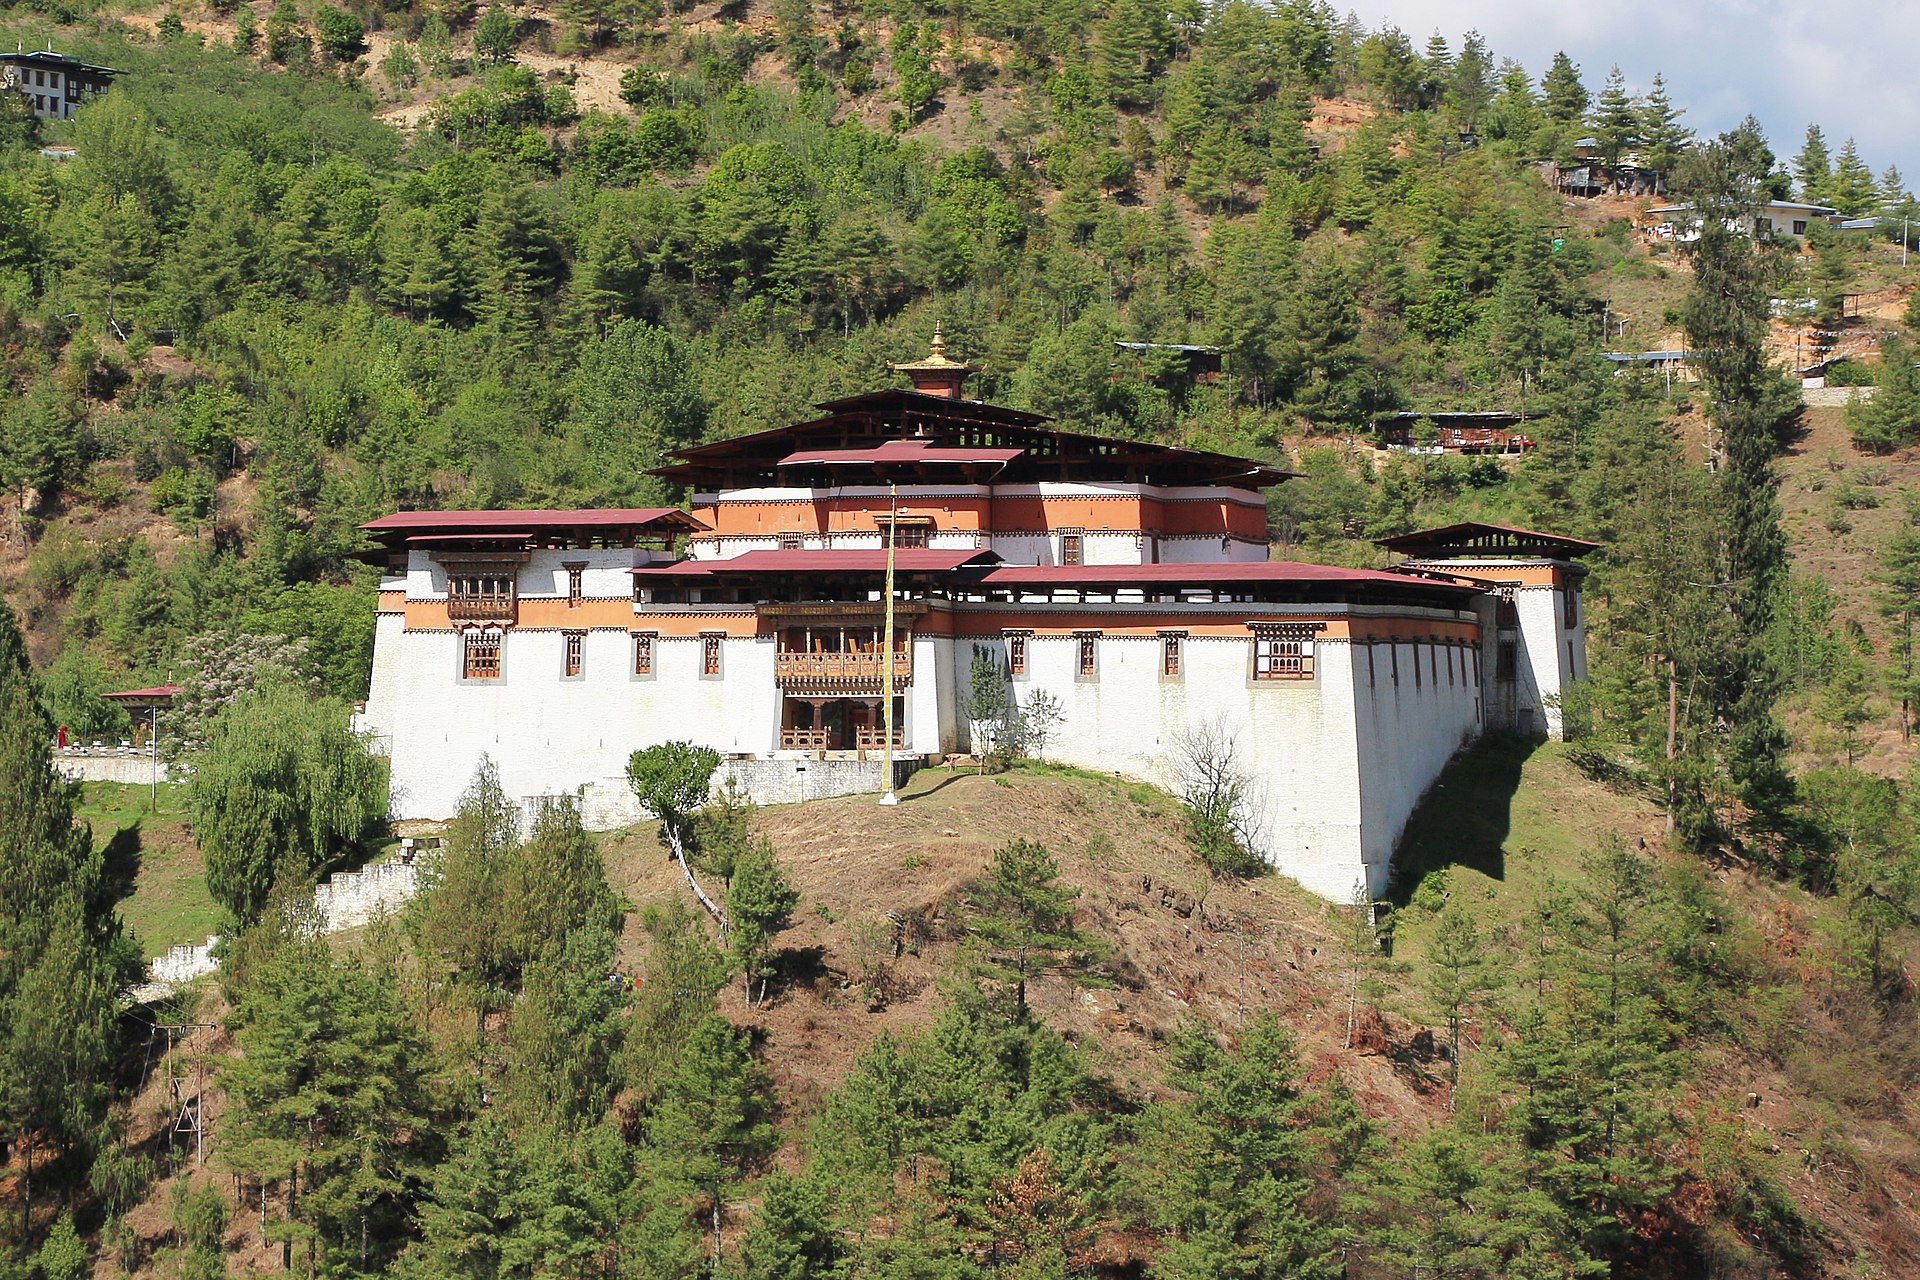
1 46 117 120
355 338 1594 900
1647 199 1840 242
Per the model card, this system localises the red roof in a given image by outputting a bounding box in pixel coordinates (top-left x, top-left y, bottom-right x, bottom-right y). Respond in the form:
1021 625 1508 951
103 684 181 703
777 440 1025 467
634 549 1002 576
362 508 706 533
972 562 1478 590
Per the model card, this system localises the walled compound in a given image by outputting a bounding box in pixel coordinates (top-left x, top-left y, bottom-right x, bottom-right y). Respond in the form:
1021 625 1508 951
356 336 1594 901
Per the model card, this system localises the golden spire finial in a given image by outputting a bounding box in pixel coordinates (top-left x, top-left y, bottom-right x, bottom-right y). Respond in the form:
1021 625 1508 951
929 323 945 359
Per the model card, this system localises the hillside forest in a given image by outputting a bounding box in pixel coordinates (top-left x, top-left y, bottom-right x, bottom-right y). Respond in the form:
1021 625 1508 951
2 0 1920 1276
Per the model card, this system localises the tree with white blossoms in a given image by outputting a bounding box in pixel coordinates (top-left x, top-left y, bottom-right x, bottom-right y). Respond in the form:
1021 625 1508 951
167 629 316 749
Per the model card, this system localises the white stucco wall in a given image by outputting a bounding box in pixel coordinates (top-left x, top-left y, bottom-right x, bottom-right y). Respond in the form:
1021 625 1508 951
367 613 781 827
949 611 1480 900
1349 638 1484 896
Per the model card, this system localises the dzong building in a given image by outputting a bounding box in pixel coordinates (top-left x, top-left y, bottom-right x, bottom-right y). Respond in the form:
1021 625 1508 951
356 335 1593 901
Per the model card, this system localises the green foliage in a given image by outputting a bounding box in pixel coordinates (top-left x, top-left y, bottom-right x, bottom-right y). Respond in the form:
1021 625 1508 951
314 6 367 60
1848 334 1920 452
645 1013 777 1260
1127 1014 1340 1279
33 1214 89 1280
725 835 799 1006
966 838 1099 1015
623 898 727 1100
188 677 388 925
1675 121 1800 832
221 926 430 1275
0 597 129 1214
474 3 520 64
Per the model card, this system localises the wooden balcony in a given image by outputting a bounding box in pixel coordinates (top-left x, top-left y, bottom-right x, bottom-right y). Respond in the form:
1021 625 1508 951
774 649 912 693
778 727 831 751
447 595 516 623
853 726 904 750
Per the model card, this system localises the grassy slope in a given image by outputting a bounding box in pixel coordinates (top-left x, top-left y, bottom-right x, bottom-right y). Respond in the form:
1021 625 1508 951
103 741 1919 1273
77 780 221 953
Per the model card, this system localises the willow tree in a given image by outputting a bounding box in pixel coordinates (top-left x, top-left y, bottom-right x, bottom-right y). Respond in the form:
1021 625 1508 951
188 676 389 925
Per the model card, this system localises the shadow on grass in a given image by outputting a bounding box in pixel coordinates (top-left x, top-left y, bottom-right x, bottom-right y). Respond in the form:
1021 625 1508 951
98 822 144 908
1386 733 1537 907
900 768 968 802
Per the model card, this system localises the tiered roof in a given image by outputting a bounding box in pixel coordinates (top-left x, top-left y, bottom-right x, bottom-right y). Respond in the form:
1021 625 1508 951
652 390 1292 490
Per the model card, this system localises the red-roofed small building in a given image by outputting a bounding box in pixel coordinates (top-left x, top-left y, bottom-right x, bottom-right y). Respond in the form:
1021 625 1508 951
357 342 1595 900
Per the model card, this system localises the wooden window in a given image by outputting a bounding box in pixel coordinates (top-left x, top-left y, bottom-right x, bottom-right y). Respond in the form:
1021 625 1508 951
888 523 930 549
1161 631 1184 677
447 566 518 622
1497 639 1517 680
778 533 802 551
1564 586 1580 630
1076 631 1098 678
633 632 654 676
565 563 585 607
1060 530 1083 566
564 630 584 677
462 631 501 680
701 632 723 677
1253 625 1319 680
1007 632 1028 677
1495 587 1519 628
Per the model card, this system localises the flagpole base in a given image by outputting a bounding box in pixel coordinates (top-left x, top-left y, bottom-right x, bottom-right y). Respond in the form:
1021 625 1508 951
879 790 900 806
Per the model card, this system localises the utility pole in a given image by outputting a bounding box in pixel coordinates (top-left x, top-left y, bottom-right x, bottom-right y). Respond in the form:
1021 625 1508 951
879 482 899 807
159 1022 217 1168
149 704 160 812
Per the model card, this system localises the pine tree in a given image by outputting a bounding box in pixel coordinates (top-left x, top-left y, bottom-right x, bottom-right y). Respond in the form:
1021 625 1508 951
1418 32 1452 111
1588 66 1639 171
809 1029 922 1217
1636 73 1693 184
737 1172 846 1280
1092 0 1168 107
473 2 518 63
1130 1014 1339 1280
1675 121 1799 828
222 932 430 1275
500 924 627 1129
1539 51 1588 124
1873 491 1920 736
1878 164 1913 218
646 1013 776 1265
1483 58 1542 146
566 319 709 504
967 838 1090 1017
1424 903 1495 1101
1184 122 1260 212
1848 333 1920 453
1829 138 1878 216
725 836 799 1007
622 899 727 1104
1444 31 1493 134
1793 123 1833 204
1274 248 1375 430
1365 1128 1504 1278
